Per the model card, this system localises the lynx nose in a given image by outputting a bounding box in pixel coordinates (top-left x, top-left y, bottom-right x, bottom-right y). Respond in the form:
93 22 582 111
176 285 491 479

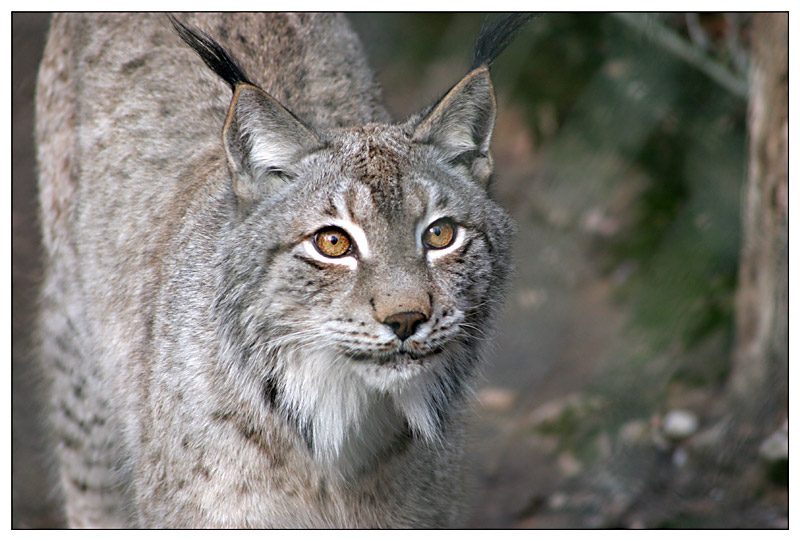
383 311 428 341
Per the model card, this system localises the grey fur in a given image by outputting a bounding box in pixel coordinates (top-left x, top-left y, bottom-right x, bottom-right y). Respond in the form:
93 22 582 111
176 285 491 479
36 13 517 528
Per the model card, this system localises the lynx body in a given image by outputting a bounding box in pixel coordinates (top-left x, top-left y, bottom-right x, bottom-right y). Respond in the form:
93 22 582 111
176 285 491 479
36 13 521 527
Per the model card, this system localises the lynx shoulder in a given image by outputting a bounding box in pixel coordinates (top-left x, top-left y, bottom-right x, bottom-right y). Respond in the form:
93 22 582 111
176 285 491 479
35 13 529 528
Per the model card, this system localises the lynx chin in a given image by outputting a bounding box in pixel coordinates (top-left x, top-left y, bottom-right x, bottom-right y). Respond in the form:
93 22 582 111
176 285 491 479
35 13 530 528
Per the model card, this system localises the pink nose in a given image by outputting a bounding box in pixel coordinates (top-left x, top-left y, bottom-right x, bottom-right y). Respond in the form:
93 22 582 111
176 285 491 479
383 311 427 341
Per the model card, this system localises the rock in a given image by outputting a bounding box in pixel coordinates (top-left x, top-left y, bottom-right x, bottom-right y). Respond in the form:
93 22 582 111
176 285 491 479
582 207 620 236
759 422 789 484
516 287 548 310
527 393 605 431
478 387 516 412
594 432 613 460
618 419 650 446
661 409 699 441
759 423 788 463
548 492 568 510
688 420 726 455
627 519 647 529
528 400 567 428
672 448 689 468
556 451 583 477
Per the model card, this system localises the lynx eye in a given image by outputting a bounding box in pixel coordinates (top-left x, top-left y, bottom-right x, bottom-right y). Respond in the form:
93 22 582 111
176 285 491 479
423 218 456 250
313 227 353 258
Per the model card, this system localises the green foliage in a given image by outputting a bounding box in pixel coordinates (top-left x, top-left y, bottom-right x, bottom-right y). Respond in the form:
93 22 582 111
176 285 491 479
506 13 746 358
496 13 747 426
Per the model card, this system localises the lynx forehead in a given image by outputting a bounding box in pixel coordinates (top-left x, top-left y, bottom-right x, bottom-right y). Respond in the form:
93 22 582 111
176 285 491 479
338 127 412 218
35 13 530 528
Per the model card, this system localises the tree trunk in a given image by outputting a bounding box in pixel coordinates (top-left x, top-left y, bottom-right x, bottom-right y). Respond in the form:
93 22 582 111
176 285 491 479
728 13 788 433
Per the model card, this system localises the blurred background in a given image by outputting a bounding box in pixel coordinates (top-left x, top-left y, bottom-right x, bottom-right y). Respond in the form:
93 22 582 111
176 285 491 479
12 13 788 528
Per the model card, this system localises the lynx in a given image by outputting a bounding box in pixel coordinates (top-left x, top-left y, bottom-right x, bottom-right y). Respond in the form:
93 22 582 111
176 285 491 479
35 13 527 528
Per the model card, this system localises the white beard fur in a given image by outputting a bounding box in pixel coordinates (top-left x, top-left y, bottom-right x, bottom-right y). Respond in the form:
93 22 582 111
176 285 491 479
275 345 456 475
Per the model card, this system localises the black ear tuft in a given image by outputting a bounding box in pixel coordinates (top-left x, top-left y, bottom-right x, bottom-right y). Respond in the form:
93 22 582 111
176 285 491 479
168 14 253 91
470 13 537 71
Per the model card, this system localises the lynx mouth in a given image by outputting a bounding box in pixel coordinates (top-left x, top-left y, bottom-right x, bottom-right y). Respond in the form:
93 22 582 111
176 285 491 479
346 345 444 365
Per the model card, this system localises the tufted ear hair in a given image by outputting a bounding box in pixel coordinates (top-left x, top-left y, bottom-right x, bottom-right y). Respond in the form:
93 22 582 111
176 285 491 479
411 67 496 186
169 15 322 206
223 84 323 204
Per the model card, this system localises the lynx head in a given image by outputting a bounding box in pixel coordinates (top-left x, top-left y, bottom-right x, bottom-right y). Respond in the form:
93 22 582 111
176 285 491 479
171 16 520 469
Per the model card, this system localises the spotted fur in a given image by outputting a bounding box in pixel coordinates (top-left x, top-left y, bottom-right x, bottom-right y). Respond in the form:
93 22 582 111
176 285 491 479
36 13 525 528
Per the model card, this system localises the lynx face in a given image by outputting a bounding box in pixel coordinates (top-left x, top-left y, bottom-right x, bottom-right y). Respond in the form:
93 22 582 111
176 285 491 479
214 123 512 465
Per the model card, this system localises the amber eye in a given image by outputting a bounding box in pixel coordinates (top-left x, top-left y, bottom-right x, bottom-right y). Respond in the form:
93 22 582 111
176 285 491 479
313 227 353 258
422 218 456 249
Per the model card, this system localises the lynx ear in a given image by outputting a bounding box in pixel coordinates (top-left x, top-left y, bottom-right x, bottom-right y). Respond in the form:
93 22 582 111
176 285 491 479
412 67 496 186
224 84 322 203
